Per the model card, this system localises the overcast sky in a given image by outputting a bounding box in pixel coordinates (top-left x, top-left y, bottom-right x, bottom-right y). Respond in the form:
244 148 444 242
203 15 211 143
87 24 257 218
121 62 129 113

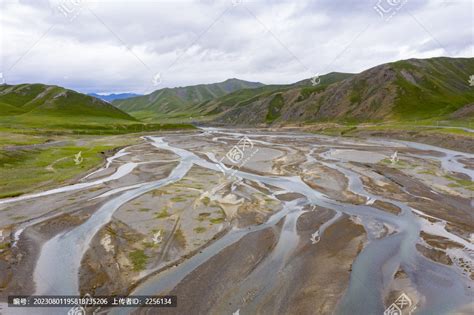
1 0 473 94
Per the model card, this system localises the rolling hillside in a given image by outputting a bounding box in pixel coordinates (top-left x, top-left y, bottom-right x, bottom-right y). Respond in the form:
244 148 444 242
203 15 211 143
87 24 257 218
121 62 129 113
213 57 474 125
112 78 264 120
6 57 471 129
0 84 136 124
198 72 354 122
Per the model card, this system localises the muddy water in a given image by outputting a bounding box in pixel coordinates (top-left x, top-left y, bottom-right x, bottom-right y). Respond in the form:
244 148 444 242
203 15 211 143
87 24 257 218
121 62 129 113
121 134 472 315
117 200 305 313
2 129 473 315
0 161 138 205
313 148 472 314
34 158 194 296
400 140 474 180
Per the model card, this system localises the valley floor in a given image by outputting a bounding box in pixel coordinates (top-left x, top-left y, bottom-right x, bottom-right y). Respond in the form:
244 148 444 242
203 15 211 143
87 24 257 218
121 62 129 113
0 128 473 315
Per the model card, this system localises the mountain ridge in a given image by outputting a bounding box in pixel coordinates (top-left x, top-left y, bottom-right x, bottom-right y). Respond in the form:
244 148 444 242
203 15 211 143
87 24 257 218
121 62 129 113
0 83 136 122
111 78 264 120
212 57 474 125
3 57 472 128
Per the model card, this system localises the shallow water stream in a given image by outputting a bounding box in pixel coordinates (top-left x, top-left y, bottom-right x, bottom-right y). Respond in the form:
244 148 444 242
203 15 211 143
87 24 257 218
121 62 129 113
2 129 473 315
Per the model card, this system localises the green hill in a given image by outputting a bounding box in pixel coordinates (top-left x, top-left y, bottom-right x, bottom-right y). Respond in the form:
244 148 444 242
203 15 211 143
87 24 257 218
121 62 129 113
112 78 264 121
195 72 354 124
5 57 472 129
0 101 26 115
212 57 474 125
0 84 135 121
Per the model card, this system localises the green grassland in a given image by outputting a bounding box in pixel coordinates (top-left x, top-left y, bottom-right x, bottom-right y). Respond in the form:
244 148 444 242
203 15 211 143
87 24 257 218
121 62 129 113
0 132 139 198
0 84 196 199
307 120 473 135
0 114 195 135
391 59 474 120
0 119 195 199
0 120 195 199
129 249 148 271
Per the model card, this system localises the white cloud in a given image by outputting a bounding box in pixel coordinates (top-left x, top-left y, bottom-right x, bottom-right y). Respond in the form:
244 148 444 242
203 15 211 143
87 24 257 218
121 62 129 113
1 0 473 94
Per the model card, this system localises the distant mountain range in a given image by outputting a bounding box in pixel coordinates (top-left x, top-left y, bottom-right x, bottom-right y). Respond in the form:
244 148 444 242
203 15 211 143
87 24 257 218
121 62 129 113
88 93 142 102
0 84 135 123
215 57 474 125
2 57 473 128
112 78 264 120
111 57 474 125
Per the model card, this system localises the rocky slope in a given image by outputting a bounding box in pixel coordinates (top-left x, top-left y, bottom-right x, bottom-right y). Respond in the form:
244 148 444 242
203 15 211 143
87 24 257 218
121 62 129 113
212 57 474 125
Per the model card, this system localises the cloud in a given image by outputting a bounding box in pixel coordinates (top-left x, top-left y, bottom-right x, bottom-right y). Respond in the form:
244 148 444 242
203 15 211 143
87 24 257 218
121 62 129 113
1 0 472 94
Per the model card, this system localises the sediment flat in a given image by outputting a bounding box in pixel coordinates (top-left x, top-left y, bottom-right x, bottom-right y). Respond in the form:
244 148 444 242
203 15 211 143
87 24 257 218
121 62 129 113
0 128 473 315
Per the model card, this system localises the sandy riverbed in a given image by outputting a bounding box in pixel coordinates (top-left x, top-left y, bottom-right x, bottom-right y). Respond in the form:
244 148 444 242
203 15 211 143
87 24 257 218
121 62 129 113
0 128 473 315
